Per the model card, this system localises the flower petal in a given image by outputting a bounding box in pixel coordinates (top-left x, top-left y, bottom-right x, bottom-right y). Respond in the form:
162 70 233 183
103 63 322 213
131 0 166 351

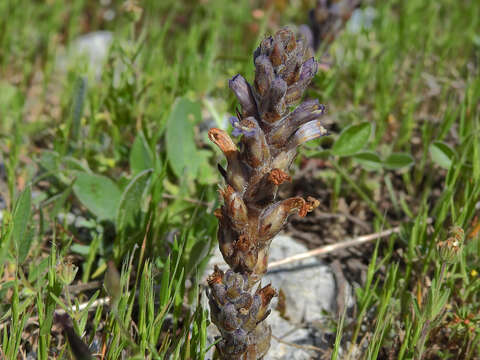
289 120 328 148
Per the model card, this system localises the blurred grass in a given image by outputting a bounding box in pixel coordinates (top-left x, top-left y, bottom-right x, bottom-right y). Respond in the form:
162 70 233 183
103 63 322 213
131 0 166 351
0 0 479 358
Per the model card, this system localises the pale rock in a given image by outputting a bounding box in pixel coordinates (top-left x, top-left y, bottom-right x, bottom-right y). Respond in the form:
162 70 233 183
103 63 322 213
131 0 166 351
56 31 113 78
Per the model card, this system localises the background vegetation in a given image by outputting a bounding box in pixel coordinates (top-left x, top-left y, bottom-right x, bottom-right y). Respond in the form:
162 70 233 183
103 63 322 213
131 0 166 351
0 0 479 358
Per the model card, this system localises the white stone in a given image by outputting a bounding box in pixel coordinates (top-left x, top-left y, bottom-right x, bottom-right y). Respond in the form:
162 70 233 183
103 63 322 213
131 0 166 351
265 310 313 360
56 31 113 78
263 234 336 324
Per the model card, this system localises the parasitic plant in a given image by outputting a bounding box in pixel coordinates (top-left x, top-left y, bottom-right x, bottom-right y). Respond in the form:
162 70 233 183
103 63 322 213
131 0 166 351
300 0 361 51
207 27 327 359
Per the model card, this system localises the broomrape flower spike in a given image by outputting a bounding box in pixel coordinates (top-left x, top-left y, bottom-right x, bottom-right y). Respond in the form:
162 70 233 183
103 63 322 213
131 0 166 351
207 27 327 359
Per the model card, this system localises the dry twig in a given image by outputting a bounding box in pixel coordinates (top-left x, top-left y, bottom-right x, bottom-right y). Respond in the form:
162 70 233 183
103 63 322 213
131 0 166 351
268 227 401 270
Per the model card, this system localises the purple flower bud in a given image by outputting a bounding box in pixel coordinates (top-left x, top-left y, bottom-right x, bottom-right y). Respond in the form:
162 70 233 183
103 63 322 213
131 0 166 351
224 269 245 291
229 75 258 117
269 78 288 105
229 116 257 138
285 58 318 105
254 55 274 97
257 76 287 124
211 283 227 305
222 303 241 331
232 328 248 347
231 292 253 310
273 28 296 54
268 99 325 147
299 57 318 82
238 117 270 168
288 120 328 148
298 24 314 49
254 36 274 62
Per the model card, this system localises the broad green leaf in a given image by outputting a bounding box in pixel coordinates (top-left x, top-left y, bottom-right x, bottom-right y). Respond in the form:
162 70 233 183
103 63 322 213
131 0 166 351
73 172 121 221
332 122 372 156
429 141 456 169
62 156 91 173
130 131 154 175
38 151 60 173
353 151 382 170
116 169 153 230
165 97 202 178
383 153 414 170
13 185 32 262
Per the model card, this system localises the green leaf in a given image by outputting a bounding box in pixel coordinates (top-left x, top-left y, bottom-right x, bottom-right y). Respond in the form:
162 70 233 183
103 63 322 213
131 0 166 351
70 76 87 143
13 185 32 262
116 169 153 230
62 156 91 173
353 151 382 170
383 153 414 170
18 228 35 264
332 122 372 156
429 141 456 169
165 97 202 178
159 257 171 308
185 238 211 276
73 172 121 221
195 150 216 185
38 151 60 173
130 131 154 175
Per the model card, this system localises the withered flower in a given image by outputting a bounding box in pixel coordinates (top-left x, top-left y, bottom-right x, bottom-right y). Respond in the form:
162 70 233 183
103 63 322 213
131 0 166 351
436 226 464 264
307 0 362 51
208 27 327 359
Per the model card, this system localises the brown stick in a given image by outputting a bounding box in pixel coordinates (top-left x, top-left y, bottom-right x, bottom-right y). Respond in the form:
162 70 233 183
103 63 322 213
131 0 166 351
268 227 401 270
271 334 324 353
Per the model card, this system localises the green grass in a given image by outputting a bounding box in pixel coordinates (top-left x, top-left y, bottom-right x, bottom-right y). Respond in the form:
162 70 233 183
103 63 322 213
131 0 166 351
0 0 479 359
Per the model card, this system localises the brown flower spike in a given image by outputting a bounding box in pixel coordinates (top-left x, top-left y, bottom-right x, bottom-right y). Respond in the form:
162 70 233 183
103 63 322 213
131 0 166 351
208 28 327 359
299 0 362 51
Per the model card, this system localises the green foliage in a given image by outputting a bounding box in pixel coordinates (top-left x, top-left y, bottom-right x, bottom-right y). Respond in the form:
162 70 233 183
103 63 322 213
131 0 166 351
73 172 122 221
352 151 382 170
116 169 153 231
165 97 216 184
13 185 32 263
331 121 372 157
130 132 154 175
429 141 457 169
383 152 414 170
